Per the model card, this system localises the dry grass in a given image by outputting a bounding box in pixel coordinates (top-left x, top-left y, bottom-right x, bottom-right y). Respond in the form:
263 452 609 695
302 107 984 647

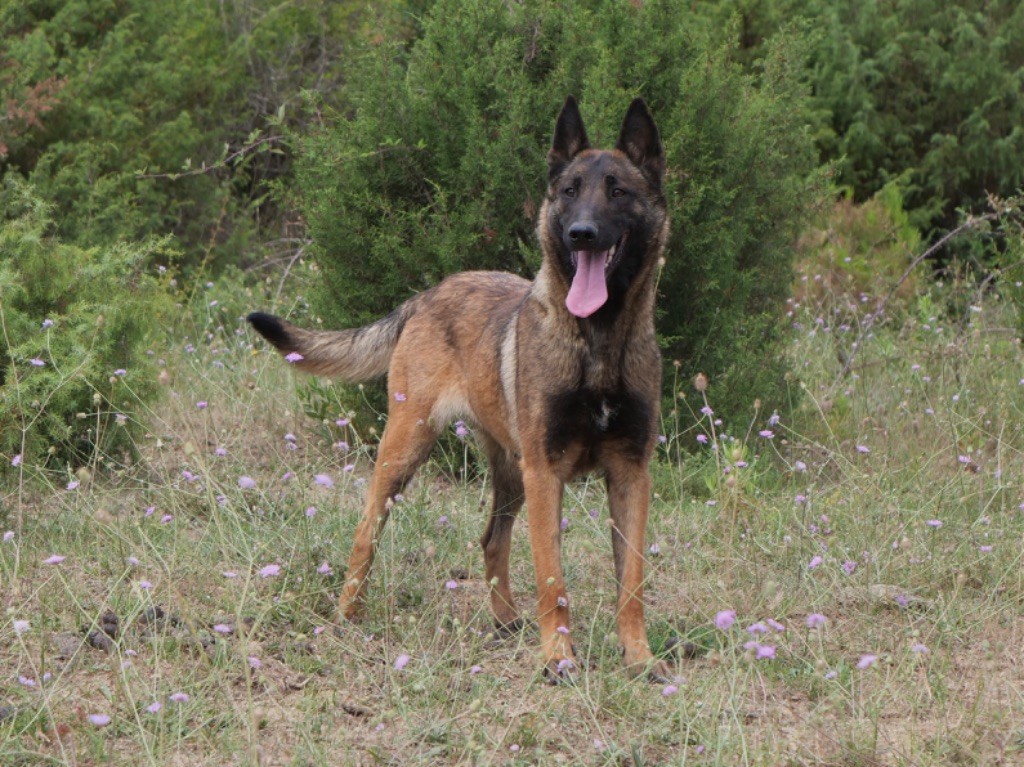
3 268 1024 766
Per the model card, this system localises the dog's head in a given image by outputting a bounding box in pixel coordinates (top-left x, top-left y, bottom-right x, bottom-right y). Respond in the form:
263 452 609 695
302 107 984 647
540 96 668 319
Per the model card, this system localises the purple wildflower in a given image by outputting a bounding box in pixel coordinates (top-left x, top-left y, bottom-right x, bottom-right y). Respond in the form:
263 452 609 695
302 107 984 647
714 610 736 631
806 613 826 628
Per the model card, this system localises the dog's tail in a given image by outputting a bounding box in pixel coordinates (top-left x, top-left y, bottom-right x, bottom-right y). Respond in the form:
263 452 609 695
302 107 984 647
247 298 421 382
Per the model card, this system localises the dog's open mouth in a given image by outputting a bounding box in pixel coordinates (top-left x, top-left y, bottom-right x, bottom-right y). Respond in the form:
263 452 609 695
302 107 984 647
566 233 627 318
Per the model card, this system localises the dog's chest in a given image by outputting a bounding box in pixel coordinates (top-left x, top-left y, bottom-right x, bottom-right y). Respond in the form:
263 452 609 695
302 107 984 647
543 384 652 464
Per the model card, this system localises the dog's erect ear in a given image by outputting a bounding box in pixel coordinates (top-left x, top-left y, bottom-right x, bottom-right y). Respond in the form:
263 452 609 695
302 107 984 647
615 98 664 185
548 95 591 181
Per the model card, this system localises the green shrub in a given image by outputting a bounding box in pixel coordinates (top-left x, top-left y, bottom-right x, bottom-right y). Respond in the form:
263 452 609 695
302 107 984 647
714 0 1024 239
0 0 382 272
296 0 824 426
0 182 173 472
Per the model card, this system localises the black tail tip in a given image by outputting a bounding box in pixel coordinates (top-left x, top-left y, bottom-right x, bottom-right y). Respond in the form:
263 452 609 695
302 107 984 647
246 311 293 351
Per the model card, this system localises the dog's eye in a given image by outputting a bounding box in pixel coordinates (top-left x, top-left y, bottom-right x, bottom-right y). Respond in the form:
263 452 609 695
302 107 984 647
564 187 576 197
611 187 626 198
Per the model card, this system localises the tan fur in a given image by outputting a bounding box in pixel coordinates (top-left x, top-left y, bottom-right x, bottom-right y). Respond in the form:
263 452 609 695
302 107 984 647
249 97 672 682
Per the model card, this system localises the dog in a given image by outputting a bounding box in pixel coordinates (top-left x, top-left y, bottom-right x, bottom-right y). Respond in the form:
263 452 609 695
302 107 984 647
248 96 671 681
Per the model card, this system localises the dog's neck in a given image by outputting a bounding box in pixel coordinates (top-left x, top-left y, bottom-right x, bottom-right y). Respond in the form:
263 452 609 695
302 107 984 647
528 258 658 395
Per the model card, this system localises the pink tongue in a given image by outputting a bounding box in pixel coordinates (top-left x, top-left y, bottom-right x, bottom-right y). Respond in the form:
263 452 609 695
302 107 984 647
565 250 609 318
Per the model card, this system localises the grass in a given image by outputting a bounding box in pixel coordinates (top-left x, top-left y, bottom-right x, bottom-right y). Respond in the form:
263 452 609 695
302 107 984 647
2 264 1024 766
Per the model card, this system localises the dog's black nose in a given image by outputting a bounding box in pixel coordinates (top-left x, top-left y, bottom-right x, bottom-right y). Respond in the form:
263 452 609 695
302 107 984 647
568 221 598 245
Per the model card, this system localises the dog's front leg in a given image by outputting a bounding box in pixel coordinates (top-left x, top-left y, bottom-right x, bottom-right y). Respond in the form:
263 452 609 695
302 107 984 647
606 457 671 682
522 465 576 681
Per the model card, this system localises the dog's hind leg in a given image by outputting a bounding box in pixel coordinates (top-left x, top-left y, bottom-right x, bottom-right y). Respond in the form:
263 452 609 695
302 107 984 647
338 401 439 621
478 436 525 635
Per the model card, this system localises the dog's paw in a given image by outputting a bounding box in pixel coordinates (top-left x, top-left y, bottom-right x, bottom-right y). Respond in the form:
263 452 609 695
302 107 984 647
622 648 674 683
493 617 525 639
643 659 673 684
543 657 580 685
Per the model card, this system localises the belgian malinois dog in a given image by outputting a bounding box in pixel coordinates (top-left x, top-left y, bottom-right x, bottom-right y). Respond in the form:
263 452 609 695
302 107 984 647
248 96 670 681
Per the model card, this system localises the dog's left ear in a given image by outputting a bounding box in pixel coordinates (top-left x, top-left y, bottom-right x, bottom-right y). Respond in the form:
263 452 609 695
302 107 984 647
616 98 664 185
548 95 591 181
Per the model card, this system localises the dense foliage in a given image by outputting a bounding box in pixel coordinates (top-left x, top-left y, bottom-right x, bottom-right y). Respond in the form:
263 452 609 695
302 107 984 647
2 0 1022 465
0 182 172 468
297 0 824 421
716 0 1024 239
0 0 373 272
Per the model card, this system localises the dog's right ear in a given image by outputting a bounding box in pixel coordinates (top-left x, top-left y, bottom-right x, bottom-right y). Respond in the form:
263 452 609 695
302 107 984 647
547 95 590 181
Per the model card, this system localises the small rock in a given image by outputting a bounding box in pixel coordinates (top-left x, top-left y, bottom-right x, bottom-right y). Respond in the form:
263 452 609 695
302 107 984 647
86 630 114 653
99 611 119 638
